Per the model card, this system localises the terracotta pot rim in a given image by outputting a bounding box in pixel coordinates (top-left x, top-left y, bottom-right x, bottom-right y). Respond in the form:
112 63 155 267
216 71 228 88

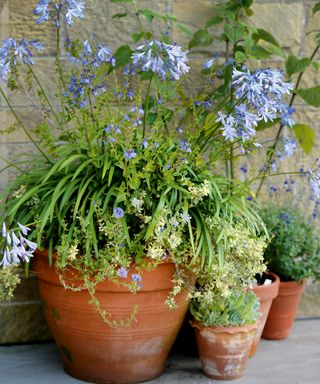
33 248 174 267
277 278 307 294
190 319 258 334
32 249 193 294
252 271 280 299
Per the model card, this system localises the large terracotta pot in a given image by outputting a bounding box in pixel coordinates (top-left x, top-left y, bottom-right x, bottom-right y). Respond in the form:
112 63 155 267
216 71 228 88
32 250 191 384
249 271 280 356
262 279 306 340
191 319 258 380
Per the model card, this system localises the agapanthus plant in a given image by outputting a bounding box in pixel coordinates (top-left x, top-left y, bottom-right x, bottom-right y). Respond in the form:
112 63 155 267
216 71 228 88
0 26 265 308
0 1 314 311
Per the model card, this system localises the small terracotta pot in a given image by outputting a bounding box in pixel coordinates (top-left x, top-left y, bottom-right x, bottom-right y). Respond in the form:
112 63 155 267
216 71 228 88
191 319 258 380
249 271 280 356
32 250 191 384
262 279 306 340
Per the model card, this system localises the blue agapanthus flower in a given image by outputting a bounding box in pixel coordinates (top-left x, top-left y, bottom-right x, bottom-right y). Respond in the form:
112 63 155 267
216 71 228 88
277 138 297 161
64 40 114 107
216 67 294 145
0 222 37 269
132 40 190 81
279 103 296 128
0 38 44 82
34 0 86 27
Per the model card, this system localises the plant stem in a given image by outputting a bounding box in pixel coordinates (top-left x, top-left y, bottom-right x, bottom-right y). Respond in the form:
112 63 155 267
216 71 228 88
251 170 307 184
143 75 154 138
27 64 62 129
0 87 52 164
0 154 25 173
255 44 320 198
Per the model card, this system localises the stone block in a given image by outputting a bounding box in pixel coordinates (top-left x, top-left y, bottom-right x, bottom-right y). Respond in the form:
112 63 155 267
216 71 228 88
8 0 57 56
303 3 320 58
66 0 168 52
172 0 224 52
298 281 320 318
247 3 304 55
0 273 51 344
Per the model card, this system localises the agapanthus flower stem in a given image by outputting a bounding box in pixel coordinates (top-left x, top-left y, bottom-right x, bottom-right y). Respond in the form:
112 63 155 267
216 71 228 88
0 154 25 174
255 44 320 198
143 74 154 138
27 64 63 130
0 86 52 164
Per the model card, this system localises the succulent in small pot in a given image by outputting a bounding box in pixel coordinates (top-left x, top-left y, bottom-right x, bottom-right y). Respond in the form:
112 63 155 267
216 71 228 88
190 289 260 381
260 204 320 339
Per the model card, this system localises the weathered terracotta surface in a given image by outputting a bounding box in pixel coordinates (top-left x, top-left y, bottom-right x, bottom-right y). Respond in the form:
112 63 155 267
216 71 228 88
191 320 258 381
32 251 190 384
249 271 280 356
262 279 306 340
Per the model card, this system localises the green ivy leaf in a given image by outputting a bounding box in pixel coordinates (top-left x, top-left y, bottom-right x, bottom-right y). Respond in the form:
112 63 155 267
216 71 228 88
132 31 152 43
285 55 310 77
256 118 280 131
205 16 223 28
112 13 128 19
253 28 279 46
224 24 244 44
176 23 193 37
313 2 320 14
293 123 315 154
312 61 320 71
137 8 176 23
235 51 247 63
256 39 286 59
110 0 133 2
189 29 213 49
296 86 320 107
114 45 133 69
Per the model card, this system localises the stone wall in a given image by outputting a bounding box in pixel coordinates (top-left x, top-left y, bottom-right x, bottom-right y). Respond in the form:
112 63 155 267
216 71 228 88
0 0 319 343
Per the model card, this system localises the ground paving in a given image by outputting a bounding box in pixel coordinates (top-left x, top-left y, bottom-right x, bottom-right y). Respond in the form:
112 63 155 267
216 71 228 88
0 319 319 384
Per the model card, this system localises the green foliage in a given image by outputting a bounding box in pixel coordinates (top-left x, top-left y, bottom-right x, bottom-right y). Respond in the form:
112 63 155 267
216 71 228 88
296 86 320 107
189 29 213 49
256 39 286 59
260 205 320 281
0 267 21 301
190 289 260 327
189 221 266 326
113 45 133 69
286 55 311 77
292 123 315 155
313 2 320 14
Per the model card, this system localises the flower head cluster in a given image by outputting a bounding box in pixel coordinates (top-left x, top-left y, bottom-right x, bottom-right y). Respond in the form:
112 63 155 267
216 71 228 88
34 0 86 27
216 67 293 145
0 38 44 82
65 40 114 107
0 223 37 269
277 137 297 160
279 103 296 128
132 40 190 81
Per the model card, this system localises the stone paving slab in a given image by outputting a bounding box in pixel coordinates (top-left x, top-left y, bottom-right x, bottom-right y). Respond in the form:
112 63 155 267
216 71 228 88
0 319 319 384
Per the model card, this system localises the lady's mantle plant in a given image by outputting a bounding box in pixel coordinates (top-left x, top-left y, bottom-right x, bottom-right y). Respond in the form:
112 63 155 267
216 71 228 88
0 0 308 319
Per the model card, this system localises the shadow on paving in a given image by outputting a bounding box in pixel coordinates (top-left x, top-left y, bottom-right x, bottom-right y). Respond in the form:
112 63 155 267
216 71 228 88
0 319 319 384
